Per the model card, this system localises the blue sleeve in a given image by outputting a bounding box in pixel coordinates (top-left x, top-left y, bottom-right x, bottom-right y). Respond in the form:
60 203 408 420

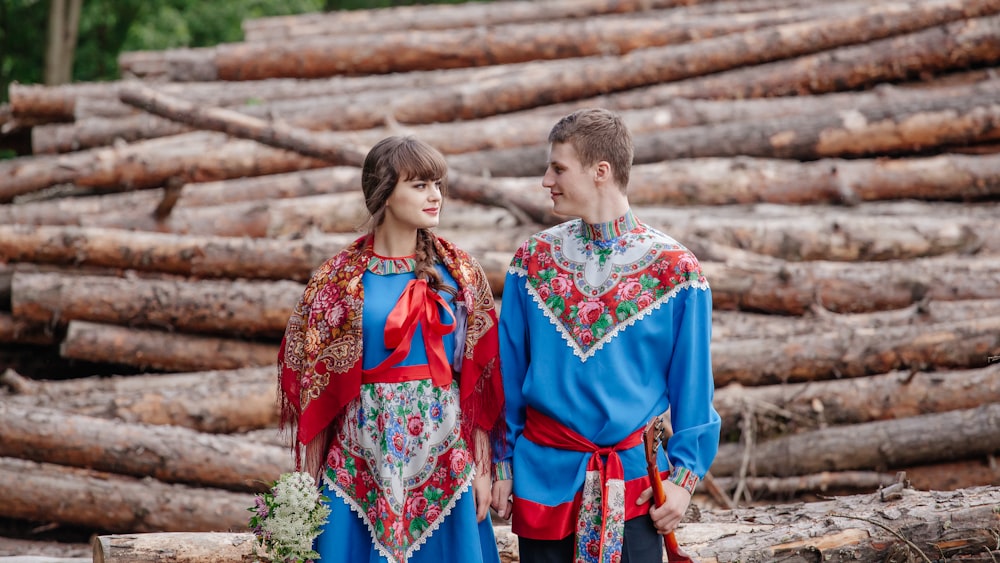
497 269 529 466
666 285 721 479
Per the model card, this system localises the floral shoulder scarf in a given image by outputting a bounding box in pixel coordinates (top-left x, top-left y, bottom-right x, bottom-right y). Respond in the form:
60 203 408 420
278 233 504 477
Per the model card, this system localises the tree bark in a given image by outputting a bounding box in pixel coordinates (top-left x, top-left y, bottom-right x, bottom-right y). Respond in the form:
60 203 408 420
0 367 277 433
0 403 289 491
10 152 999 227
712 458 1000 499
92 526 517 563
93 532 257 563
712 297 1000 340
90 487 1000 562
694 486 999 562
714 364 1000 438
639 202 994 260
0 131 327 204
12 271 302 339
31 73 1000 155
0 457 253 534
0 167 361 225
32 113 192 154
113 82 996 219
0 223 529 282
118 0 999 83
59 321 278 372
9 65 512 121
706 252 1000 315
0 536 89 559
0 313 55 346
711 403 1000 477
625 153 1000 206
712 315 1000 386
216 8 828 81
449 92 1000 176
635 12 1000 100
43 0 81 86
240 0 785 41
0 225 355 282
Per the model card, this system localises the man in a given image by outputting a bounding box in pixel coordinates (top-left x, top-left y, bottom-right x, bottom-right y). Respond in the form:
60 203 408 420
491 108 721 563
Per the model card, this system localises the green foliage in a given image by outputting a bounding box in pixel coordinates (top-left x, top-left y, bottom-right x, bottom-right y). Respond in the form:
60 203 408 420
0 0 49 95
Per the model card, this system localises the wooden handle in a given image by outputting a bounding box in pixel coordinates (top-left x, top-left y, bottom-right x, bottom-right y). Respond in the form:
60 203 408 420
643 418 698 563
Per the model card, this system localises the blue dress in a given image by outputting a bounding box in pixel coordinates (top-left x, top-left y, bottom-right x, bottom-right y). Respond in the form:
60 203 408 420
315 260 501 563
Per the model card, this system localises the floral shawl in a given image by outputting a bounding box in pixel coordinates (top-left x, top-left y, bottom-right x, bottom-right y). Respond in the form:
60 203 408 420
278 233 505 478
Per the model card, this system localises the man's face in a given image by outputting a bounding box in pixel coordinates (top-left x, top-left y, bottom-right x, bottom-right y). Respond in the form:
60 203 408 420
542 142 598 219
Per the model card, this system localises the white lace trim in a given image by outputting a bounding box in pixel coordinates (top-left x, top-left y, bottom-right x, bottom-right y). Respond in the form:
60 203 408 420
509 266 709 362
322 465 476 563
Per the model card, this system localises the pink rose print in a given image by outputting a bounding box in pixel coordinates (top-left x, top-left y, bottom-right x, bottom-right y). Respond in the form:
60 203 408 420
325 301 346 327
391 519 405 542
676 254 698 273
450 449 468 474
573 327 594 347
425 505 442 522
636 292 654 309
577 300 604 325
537 285 551 300
336 471 352 488
550 275 572 295
406 495 429 516
374 497 389 518
617 280 642 301
331 253 349 269
407 415 424 436
327 447 345 469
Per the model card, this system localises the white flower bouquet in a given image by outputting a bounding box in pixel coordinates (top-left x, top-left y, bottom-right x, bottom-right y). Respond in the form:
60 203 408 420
248 471 331 563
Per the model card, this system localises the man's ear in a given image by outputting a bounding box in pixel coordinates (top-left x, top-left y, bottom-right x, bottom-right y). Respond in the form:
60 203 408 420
594 161 612 183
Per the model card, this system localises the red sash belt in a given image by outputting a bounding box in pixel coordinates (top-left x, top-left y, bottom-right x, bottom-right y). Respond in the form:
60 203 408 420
362 279 455 387
523 407 643 482
523 407 643 560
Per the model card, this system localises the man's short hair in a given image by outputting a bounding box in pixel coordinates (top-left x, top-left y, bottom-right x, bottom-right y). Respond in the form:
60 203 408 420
548 108 634 190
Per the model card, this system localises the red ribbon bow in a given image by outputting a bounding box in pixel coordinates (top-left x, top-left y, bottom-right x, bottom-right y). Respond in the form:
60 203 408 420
365 279 455 387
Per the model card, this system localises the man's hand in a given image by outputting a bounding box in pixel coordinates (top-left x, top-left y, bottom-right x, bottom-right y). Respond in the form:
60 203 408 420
636 479 691 535
491 479 513 520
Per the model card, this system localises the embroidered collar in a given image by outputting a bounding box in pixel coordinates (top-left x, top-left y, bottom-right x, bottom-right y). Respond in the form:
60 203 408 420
509 221 708 361
582 208 638 242
367 253 417 275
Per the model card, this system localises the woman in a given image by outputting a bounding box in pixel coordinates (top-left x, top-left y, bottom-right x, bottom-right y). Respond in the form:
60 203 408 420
277 136 506 563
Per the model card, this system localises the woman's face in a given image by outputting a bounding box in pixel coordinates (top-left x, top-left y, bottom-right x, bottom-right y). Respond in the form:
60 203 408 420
381 175 444 231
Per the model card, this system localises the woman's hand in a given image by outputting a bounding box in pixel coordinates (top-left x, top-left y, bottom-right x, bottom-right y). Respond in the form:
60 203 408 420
472 429 492 522
473 469 492 522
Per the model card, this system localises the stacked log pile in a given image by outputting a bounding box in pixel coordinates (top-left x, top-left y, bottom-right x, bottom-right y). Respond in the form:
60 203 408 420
1 0 999 560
